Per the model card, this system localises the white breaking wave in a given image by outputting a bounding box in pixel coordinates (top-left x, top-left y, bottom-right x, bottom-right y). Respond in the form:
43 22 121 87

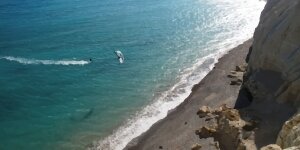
89 52 221 150
88 0 265 150
89 0 266 149
0 56 90 66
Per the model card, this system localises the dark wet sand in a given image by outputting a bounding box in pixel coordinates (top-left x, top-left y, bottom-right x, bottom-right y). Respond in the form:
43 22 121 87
124 39 253 150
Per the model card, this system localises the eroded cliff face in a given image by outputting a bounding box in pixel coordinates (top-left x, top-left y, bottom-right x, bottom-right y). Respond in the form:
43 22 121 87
244 0 300 149
245 0 300 104
194 1 300 149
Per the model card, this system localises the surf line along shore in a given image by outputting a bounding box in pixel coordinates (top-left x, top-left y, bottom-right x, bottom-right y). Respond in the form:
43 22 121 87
123 39 253 150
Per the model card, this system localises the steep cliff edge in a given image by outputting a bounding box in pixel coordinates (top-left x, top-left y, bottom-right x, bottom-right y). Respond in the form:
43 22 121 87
245 0 300 105
244 0 300 149
194 1 300 149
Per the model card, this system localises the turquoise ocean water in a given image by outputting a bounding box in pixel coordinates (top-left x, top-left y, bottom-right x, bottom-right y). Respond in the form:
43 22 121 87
0 0 265 149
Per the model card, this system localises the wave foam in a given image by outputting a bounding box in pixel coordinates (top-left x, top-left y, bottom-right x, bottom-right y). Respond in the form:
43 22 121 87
0 56 90 66
89 0 265 148
89 50 227 150
89 0 265 149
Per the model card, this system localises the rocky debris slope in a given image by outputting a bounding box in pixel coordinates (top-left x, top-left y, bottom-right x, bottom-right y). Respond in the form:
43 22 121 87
195 105 259 150
194 104 299 150
228 64 247 86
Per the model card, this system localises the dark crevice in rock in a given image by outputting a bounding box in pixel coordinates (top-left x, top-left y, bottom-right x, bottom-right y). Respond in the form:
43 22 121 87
245 45 252 63
234 87 253 109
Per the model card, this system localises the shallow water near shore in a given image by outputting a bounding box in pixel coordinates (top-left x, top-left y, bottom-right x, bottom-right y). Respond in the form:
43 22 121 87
0 0 265 149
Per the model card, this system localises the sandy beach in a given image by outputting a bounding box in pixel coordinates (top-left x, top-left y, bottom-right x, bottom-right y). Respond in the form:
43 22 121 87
124 39 253 150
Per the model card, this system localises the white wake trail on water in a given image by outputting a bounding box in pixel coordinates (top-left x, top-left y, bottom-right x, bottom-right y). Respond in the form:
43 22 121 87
0 56 90 66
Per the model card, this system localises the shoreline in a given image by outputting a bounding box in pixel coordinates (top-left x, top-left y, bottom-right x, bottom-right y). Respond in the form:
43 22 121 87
124 39 253 150
89 39 253 150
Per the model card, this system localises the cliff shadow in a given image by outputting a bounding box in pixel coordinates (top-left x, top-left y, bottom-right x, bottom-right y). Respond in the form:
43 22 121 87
233 86 296 148
234 86 253 109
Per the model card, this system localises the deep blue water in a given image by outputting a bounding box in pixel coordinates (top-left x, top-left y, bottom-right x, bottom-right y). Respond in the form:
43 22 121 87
0 0 265 149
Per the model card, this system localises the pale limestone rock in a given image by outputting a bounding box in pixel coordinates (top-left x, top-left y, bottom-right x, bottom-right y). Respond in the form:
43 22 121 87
222 108 240 121
277 113 300 148
237 139 257 150
191 143 202 150
228 71 244 78
283 146 300 150
228 68 244 86
260 144 282 150
245 0 300 104
195 105 262 149
197 106 211 118
243 0 300 149
196 126 217 138
236 65 247 72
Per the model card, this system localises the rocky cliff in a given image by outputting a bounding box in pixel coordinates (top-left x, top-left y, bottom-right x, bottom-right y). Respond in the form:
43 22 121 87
195 1 300 149
244 0 300 149
245 0 300 105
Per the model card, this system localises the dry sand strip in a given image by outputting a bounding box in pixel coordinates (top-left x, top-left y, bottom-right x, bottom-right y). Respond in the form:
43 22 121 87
124 39 253 150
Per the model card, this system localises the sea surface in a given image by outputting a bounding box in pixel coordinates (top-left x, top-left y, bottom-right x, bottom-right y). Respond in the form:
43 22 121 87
0 0 265 149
